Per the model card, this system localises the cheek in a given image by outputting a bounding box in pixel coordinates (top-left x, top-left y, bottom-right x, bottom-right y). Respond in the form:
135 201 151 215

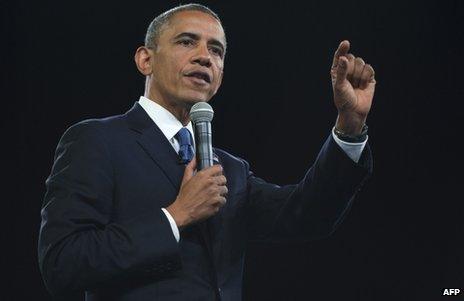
163 59 175 78
213 62 224 85
214 71 223 89
158 56 180 81
170 59 187 85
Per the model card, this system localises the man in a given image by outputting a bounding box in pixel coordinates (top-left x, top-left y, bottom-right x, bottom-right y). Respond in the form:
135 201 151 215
38 4 375 301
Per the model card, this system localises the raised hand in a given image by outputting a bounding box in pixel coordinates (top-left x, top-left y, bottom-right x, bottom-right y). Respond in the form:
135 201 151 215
330 40 376 134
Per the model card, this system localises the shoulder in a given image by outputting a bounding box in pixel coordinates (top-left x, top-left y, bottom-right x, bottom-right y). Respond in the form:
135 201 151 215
60 112 129 144
214 147 243 163
213 147 251 172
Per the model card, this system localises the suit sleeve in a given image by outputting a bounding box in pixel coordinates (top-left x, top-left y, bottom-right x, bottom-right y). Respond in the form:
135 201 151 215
245 134 373 242
38 122 181 296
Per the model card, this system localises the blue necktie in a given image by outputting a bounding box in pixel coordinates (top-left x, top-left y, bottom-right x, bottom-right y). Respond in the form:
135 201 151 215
176 127 194 164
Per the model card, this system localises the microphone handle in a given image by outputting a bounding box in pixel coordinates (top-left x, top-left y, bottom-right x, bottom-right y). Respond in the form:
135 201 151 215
194 121 213 170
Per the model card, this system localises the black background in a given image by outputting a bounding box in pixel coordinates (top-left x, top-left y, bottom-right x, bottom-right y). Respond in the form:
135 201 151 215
3 0 463 300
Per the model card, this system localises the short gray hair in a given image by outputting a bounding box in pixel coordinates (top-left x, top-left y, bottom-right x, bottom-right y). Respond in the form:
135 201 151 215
144 4 225 50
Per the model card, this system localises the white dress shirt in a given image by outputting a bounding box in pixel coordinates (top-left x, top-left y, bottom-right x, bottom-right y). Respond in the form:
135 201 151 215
138 96 367 243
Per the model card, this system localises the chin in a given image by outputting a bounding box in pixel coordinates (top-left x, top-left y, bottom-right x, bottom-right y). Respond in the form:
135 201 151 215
178 92 211 105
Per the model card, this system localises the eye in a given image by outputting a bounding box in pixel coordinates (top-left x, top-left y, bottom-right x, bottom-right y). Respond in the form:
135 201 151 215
210 47 223 57
178 39 194 47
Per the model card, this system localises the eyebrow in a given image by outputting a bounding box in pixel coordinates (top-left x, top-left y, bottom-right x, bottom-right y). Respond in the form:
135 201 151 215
173 32 226 52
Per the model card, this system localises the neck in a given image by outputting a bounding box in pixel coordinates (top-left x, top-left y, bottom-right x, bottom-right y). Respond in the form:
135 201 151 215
144 91 191 126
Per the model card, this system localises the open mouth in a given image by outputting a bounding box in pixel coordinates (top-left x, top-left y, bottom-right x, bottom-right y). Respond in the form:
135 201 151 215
185 71 211 83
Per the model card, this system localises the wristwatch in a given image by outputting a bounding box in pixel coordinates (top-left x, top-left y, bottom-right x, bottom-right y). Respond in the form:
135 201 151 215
333 124 368 143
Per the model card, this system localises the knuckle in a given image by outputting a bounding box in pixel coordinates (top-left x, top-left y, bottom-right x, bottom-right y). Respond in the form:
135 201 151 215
215 186 222 195
215 198 224 207
198 170 207 179
208 187 216 195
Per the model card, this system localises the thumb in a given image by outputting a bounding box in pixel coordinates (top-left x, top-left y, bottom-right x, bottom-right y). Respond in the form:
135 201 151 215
181 157 197 185
335 56 348 87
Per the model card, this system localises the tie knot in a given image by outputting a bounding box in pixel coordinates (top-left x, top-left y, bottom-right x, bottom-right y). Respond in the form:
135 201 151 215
176 127 193 147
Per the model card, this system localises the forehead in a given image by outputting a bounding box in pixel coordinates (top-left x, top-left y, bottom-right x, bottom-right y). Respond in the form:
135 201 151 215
161 10 225 44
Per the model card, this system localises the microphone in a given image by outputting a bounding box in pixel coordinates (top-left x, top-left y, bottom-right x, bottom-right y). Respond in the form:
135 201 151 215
189 102 214 170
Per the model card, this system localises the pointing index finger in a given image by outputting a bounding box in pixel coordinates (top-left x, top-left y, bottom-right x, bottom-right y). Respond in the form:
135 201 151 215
332 40 350 69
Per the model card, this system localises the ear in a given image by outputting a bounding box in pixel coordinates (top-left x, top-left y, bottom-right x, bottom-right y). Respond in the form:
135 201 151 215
134 46 153 76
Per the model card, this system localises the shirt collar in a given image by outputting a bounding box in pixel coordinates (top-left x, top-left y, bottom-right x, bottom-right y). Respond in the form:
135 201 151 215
138 96 194 142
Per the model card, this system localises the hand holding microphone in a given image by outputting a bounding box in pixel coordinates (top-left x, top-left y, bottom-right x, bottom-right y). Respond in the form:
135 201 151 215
166 102 228 229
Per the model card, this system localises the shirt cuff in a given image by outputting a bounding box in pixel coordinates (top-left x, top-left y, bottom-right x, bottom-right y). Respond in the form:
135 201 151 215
331 127 368 163
161 208 180 242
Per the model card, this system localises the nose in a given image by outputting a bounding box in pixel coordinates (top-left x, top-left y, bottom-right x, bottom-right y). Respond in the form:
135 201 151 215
191 43 212 68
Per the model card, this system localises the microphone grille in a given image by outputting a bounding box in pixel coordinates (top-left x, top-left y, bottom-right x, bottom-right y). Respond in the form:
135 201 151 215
189 102 214 123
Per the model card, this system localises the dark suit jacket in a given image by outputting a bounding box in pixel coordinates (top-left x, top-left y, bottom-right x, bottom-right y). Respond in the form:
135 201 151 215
38 102 372 301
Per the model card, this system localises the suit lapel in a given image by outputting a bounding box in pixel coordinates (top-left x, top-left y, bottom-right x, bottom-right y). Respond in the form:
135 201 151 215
125 102 222 231
125 102 185 192
125 102 223 272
